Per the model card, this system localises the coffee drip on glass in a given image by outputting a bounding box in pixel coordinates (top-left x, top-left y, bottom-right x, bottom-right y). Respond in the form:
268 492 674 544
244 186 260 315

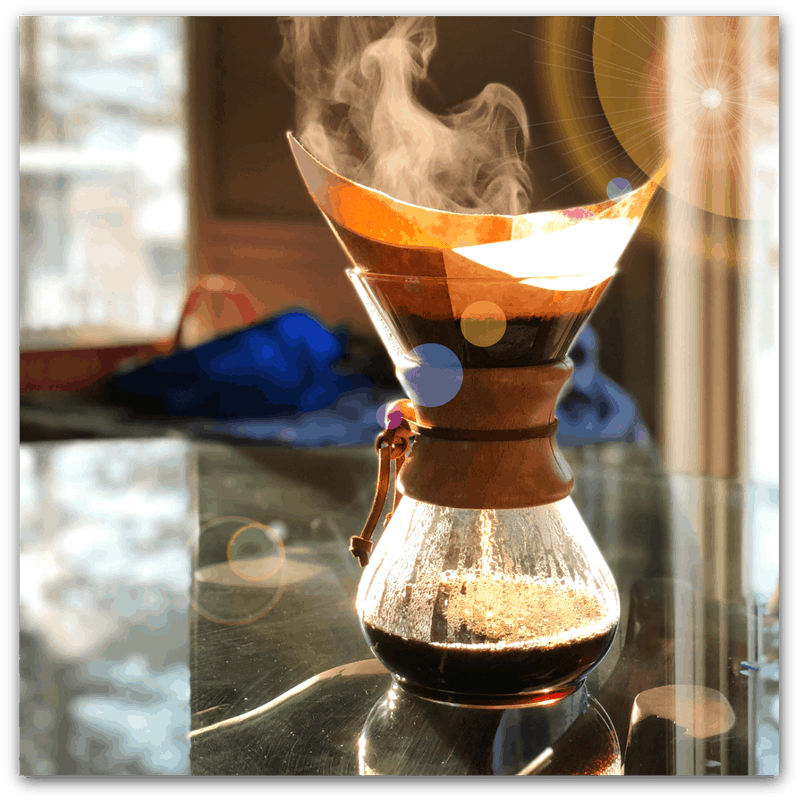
289 132 659 707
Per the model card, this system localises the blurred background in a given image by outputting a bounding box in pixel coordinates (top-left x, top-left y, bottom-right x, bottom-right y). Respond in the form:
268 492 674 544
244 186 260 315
19 16 779 776
19 16 779 483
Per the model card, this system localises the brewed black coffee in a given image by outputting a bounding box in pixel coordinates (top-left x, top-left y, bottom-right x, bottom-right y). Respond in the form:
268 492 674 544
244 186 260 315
391 312 593 367
362 574 617 699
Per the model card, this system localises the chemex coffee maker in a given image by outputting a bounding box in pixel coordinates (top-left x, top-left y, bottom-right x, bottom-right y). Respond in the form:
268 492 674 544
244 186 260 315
289 132 659 708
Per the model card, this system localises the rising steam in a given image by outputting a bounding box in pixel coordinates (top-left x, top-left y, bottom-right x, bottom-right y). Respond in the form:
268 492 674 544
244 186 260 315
279 17 533 215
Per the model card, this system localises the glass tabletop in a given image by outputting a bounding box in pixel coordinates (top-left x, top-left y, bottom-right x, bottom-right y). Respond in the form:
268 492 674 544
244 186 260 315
19 438 779 776
187 441 779 776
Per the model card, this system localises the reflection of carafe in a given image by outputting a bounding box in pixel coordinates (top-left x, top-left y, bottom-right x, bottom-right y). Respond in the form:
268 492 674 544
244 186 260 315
289 132 658 707
359 682 621 775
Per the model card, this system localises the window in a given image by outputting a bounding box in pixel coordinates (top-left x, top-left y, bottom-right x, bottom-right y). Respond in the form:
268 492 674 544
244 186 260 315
20 17 188 350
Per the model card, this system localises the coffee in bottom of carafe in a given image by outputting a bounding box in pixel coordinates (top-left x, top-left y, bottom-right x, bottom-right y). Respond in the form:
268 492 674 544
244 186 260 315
362 575 617 705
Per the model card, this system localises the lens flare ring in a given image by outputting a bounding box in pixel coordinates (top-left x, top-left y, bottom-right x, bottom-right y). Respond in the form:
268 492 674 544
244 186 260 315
192 516 287 626
226 520 285 583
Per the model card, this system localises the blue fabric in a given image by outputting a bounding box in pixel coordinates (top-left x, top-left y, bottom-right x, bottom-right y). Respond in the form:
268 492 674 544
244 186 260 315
109 312 649 449
109 311 369 420
556 325 649 447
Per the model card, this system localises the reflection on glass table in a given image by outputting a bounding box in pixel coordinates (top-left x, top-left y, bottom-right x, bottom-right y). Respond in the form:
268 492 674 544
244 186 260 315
19 438 778 776
191 663 621 776
19 440 192 775
188 443 778 777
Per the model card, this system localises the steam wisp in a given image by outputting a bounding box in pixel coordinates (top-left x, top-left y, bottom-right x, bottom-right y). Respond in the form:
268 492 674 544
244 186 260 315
279 16 533 216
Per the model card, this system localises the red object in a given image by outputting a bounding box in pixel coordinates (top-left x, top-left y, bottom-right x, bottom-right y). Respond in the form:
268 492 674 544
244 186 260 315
20 342 172 394
171 274 260 350
20 275 260 394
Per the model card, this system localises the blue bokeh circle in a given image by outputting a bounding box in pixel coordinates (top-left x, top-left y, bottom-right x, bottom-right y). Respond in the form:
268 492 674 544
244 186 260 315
606 177 633 202
400 344 463 408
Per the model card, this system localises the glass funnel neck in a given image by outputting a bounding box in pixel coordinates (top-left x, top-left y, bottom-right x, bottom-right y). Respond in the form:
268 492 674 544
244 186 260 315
347 270 611 369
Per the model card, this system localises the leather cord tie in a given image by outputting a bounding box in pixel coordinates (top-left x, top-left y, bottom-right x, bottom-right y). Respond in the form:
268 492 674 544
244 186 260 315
349 417 413 567
406 418 559 442
349 400 559 567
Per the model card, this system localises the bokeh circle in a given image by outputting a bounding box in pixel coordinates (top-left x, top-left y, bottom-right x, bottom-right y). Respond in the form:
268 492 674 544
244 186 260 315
460 301 507 348
399 344 463 408
375 401 405 430
606 177 633 202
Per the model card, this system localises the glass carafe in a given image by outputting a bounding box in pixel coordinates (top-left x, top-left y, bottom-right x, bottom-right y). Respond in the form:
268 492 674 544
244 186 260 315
288 131 658 706
357 497 619 705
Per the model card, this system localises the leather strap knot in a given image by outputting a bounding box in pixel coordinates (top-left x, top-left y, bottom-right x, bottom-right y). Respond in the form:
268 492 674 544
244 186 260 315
348 404 414 567
349 399 560 567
